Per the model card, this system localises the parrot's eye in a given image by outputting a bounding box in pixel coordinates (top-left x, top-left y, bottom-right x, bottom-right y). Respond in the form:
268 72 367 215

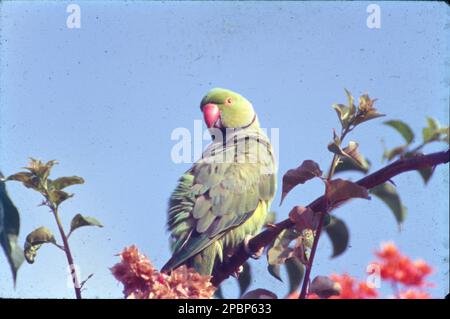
225 97 233 105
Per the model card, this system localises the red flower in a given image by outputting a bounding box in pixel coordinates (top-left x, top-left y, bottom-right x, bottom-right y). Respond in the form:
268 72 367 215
374 242 432 287
327 274 378 299
398 289 431 299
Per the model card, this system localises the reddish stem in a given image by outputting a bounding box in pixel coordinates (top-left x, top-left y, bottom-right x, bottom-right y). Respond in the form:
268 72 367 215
299 211 325 299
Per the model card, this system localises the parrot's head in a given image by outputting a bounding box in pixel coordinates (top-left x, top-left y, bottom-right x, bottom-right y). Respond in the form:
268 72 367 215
200 88 258 130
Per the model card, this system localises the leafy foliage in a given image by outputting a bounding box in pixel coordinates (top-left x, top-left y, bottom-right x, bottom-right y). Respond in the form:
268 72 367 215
237 262 251 297
324 216 349 258
334 156 371 174
280 160 322 204
332 90 384 132
383 117 449 184
266 226 308 295
24 227 56 264
326 179 370 207
309 275 341 298
370 183 407 227
260 89 446 299
267 228 300 266
51 176 85 191
69 214 103 236
266 90 386 298
3 158 101 298
285 257 305 294
241 288 277 299
384 120 415 144
0 172 24 282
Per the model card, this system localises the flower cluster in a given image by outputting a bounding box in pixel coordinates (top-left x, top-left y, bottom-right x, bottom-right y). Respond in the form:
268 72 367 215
398 289 431 299
302 274 377 299
304 242 433 299
374 242 432 287
111 246 215 299
330 274 378 299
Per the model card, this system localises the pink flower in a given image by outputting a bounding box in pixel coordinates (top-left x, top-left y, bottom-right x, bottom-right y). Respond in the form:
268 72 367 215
111 246 215 299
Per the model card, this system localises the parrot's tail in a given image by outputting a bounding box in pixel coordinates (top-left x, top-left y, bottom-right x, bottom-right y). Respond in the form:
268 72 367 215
161 244 218 276
160 257 179 274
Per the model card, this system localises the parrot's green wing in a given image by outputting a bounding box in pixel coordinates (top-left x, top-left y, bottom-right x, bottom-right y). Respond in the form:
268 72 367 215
163 128 276 273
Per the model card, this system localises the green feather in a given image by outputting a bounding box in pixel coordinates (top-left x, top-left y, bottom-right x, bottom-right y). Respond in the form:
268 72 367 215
192 195 211 219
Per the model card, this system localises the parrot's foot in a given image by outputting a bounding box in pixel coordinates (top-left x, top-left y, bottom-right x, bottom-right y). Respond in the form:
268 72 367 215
231 265 244 278
244 235 264 259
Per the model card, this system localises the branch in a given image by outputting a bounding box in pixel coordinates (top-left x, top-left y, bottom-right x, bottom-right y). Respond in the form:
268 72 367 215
211 149 449 287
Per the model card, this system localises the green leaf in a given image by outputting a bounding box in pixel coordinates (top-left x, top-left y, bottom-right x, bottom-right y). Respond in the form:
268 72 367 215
370 183 407 227
342 142 366 166
51 176 84 190
384 120 415 144
417 167 434 185
6 172 40 191
422 128 435 143
24 158 57 181
0 172 24 282
24 226 56 264
332 104 350 128
422 117 440 143
285 257 304 294
267 228 298 265
438 126 449 144
324 216 349 258
237 262 251 297
353 94 385 126
353 110 385 126
241 288 277 299
327 141 347 157
426 117 439 130
310 275 341 298
344 88 356 119
49 190 73 206
267 264 282 282
280 160 322 204
69 214 103 234
383 145 407 161
403 152 434 184
329 141 370 173
323 212 332 227
334 156 370 174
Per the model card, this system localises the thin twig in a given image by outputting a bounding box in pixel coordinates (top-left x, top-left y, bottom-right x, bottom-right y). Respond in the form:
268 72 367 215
80 273 94 290
51 242 66 252
51 204 82 299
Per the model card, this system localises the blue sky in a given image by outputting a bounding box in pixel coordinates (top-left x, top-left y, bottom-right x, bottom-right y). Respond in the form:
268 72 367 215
0 1 448 298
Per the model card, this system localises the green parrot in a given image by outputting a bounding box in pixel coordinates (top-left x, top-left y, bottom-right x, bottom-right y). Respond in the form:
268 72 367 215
161 88 277 278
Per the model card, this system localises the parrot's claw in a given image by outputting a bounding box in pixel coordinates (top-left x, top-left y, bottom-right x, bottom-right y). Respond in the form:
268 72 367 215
244 235 264 259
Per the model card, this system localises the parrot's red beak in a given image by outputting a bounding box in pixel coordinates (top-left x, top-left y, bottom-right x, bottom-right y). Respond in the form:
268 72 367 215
201 103 220 128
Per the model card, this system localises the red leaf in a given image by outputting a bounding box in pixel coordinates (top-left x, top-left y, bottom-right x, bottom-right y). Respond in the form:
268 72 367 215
288 206 319 232
281 160 322 204
326 179 370 207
